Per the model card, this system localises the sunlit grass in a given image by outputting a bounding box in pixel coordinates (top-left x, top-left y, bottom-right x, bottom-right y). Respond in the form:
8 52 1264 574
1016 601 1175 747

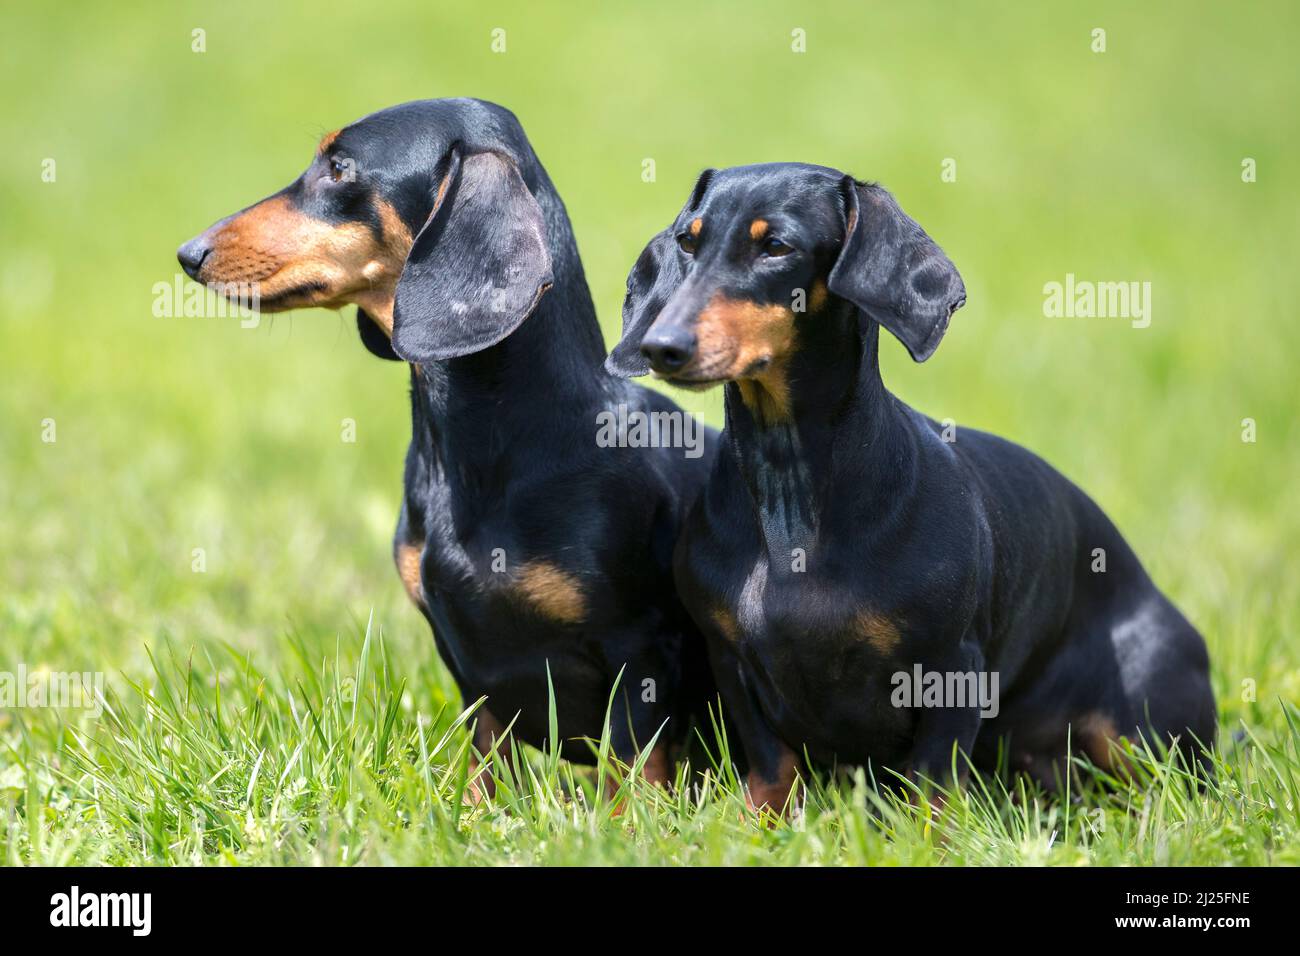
3 610 1297 866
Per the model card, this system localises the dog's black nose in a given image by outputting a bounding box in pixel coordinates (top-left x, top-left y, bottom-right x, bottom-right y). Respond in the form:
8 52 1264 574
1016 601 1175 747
641 331 696 375
177 237 210 280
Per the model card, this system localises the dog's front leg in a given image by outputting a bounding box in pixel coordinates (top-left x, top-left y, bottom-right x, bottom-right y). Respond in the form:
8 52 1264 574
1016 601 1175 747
744 736 801 819
903 640 986 794
607 698 674 793
703 640 801 816
466 706 514 804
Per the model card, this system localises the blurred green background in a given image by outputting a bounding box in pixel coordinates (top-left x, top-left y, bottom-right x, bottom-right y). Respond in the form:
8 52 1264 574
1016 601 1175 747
1 0 1297 819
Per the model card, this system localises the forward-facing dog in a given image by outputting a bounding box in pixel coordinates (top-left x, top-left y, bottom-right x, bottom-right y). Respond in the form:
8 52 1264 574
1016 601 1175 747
178 99 720 795
608 163 1216 810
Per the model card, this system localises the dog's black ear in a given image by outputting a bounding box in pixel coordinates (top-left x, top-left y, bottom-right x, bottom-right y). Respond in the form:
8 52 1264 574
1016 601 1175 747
392 148 553 363
687 167 716 211
606 228 682 378
356 308 401 360
828 178 965 362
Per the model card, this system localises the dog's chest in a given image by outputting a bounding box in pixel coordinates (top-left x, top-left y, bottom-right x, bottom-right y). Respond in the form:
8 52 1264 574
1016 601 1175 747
399 494 636 745
411 535 607 707
683 540 915 755
417 526 590 628
694 547 902 668
704 560 901 661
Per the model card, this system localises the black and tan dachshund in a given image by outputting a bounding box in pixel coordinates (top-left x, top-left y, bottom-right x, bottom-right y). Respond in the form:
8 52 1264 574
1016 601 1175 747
178 99 720 795
608 163 1216 810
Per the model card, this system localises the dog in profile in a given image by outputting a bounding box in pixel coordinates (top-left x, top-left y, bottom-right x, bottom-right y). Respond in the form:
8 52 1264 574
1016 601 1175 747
179 99 721 796
608 162 1215 809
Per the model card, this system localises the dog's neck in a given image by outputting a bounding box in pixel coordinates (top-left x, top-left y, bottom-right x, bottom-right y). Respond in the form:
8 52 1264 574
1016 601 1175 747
721 296 914 556
409 172 612 477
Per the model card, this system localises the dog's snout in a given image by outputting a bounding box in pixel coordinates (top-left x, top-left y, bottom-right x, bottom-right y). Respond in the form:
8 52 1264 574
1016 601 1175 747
177 237 211 280
640 329 697 375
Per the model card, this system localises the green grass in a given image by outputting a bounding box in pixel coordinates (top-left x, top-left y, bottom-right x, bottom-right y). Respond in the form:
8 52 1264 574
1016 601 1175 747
5 617 1300 865
2 0 1298 865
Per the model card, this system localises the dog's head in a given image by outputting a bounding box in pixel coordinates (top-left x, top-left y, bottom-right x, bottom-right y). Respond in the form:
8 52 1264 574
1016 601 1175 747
177 98 553 361
607 163 965 412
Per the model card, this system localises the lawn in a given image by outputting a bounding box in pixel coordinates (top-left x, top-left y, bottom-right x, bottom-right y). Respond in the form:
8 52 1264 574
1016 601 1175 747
1 0 1297 865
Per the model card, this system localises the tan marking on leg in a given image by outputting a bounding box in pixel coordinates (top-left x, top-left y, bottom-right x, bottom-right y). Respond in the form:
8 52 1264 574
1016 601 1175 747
605 743 674 816
746 747 800 819
1076 712 1135 776
395 542 424 607
749 218 769 240
465 707 513 804
606 744 673 803
710 605 741 642
515 562 586 624
853 610 901 653
464 752 490 804
639 746 672 788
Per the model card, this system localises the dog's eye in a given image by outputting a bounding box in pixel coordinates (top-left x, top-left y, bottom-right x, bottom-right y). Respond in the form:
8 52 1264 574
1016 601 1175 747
329 158 349 183
676 232 697 255
762 236 794 257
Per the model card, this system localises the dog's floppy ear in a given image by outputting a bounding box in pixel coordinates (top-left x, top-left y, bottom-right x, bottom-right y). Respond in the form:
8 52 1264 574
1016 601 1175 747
356 309 401 360
828 178 965 362
605 227 682 377
392 148 553 362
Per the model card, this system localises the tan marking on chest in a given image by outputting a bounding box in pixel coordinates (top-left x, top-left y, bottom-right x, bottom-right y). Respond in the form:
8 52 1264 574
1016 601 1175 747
736 375 792 425
853 611 901 653
395 542 424 607
515 562 586 624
